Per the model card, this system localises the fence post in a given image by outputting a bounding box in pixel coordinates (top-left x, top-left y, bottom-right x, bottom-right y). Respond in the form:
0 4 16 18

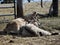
17 0 23 18
53 0 58 17
14 0 17 19
41 0 43 8
58 0 60 16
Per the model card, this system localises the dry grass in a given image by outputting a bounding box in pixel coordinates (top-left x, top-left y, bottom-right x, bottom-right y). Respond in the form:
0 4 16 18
0 35 60 45
23 2 52 15
38 17 60 33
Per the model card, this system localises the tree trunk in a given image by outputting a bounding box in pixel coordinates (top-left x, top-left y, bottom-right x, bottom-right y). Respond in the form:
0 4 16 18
17 0 24 18
41 0 43 8
53 0 58 17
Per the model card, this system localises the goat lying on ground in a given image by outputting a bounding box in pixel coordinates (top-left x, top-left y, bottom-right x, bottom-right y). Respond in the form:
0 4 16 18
4 18 59 37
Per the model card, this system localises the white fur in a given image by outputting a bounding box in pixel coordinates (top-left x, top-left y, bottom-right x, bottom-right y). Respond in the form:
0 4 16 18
25 24 51 36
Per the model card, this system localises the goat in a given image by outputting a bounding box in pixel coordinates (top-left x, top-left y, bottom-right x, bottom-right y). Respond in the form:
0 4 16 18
4 18 59 37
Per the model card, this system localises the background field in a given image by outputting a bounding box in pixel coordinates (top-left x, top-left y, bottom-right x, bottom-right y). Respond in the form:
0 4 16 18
0 2 60 45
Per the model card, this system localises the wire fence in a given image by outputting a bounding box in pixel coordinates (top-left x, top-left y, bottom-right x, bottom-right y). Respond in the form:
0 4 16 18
0 0 17 23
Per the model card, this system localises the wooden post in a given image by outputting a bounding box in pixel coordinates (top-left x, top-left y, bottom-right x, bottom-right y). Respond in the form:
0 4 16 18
17 0 24 18
58 0 60 16
41 0 43 8
53 0 58 17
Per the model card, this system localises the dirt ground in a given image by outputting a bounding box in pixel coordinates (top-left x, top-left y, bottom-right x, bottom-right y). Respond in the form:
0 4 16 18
0 35 60 45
